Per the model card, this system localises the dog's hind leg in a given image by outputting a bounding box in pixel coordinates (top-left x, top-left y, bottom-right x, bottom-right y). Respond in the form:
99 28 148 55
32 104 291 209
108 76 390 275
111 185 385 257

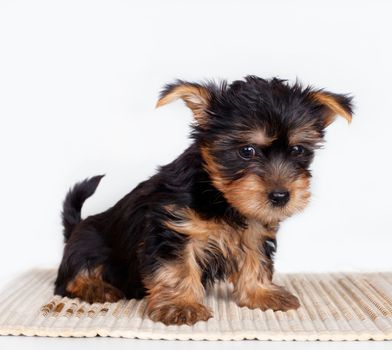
54 224 125 304
64 265 124 303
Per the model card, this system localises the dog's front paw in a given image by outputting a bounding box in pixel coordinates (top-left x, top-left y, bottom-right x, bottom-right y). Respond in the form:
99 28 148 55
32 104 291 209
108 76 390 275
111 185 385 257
237 285 300 312
148 302 212 326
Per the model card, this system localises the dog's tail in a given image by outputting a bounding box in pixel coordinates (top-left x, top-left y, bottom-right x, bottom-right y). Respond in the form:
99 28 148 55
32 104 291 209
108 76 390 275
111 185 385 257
61 175 105 242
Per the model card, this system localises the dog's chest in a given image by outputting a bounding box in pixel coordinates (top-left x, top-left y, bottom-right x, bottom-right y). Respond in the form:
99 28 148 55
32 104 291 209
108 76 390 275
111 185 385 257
197 219 277 286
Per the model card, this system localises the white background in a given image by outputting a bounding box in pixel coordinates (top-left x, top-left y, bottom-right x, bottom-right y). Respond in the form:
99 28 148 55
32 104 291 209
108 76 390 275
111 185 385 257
0 0 391 348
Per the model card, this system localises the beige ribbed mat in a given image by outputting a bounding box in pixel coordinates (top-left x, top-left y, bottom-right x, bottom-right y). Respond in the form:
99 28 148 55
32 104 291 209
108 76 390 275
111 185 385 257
0 269 391 341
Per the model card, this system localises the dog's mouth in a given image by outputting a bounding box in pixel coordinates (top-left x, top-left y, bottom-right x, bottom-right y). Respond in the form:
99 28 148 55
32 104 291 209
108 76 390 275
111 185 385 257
214 172 311 223
263 177 311 219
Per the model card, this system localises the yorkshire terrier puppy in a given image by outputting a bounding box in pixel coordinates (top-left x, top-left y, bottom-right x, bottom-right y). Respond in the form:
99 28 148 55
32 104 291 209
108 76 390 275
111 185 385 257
54 76 353 325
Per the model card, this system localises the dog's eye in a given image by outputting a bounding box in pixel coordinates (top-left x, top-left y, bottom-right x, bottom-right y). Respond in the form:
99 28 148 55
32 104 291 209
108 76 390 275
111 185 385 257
238 145 256 160
289 145 305 156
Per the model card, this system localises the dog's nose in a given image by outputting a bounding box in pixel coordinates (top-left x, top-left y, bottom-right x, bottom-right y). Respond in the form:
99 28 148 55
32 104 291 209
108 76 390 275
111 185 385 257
268 190 290 207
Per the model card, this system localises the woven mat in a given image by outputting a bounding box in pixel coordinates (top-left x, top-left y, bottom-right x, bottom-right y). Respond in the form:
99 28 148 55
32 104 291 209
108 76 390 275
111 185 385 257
0 269 391 340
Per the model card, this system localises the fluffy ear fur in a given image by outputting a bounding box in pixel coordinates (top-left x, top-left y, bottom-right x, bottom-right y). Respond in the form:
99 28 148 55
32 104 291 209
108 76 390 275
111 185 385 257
311 90 354 126
156 80 212 124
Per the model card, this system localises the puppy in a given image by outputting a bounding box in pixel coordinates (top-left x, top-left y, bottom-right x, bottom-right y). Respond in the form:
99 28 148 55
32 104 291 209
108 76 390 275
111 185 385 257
54 76 353 325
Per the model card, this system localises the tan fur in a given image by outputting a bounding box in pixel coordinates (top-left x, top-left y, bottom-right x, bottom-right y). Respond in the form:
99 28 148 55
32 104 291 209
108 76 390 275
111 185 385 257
255 173 311 223
235 283 300 311
201 146 311 224
144 242 212 325
288 124 323 146
312 91 352 125
224 174 271 221
248 129 276 146
66 266 124 304
164 206 241 270
159 207 299 317
231 221 299 310
210 171 310 225
200 145 227 191
156 84 211 124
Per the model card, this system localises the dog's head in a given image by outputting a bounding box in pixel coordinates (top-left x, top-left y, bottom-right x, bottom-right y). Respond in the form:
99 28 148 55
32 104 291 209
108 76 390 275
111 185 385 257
157 76 353 223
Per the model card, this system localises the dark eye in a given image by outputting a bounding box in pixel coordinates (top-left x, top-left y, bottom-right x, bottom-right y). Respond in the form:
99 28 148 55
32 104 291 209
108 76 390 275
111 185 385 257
290 145 305 156
238 145 256 160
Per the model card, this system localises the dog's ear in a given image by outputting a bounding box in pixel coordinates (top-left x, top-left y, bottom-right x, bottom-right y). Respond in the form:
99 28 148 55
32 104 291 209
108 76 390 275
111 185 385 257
156 81 212 125
311 91 354 127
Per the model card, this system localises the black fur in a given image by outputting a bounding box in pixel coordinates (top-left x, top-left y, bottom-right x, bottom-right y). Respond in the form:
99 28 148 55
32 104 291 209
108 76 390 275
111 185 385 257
54 76 353 301
55 145 234 298
61 175 105 242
